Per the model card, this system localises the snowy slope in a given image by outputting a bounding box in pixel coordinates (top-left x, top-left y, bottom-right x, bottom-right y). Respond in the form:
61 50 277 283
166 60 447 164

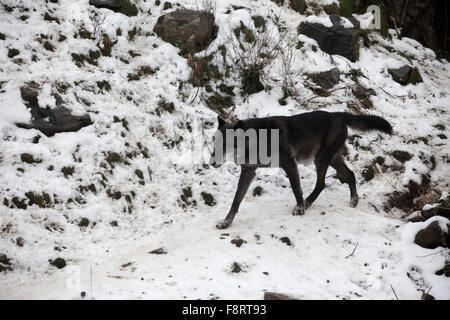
0 0 449 299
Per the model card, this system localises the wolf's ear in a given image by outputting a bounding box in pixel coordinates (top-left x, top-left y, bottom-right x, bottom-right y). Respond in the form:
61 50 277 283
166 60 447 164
217 116 225 127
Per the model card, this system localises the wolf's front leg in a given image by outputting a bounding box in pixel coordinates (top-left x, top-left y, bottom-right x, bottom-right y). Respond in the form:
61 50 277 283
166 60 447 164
216 166 256 229
281 159 305 216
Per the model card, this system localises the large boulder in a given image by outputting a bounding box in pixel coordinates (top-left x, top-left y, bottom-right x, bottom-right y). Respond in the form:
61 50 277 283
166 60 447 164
16 82 92 137
153 9 215 53
414 221 448 249
299 14 361 62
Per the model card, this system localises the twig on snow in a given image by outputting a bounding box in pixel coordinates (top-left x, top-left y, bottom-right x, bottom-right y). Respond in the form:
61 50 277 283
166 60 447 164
416 248 449 258
345 242 358 258
390 283 399 300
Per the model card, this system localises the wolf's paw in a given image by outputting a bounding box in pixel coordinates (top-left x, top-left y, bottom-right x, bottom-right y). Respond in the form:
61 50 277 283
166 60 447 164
292 204 305 216
350 197 358 208
216 220 231 229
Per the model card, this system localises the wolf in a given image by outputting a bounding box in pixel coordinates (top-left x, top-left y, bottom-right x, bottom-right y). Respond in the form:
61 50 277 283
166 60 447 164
209 111 393 229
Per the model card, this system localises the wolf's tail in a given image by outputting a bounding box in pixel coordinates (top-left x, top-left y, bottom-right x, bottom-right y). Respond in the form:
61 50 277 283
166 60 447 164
339 113 393 134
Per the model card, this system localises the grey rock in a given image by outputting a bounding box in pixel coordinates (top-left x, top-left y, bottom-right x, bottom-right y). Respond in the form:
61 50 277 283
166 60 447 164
153 9 215 53
309 67 340 90
353 84 376 100
89 0 121 9
388 65 412 85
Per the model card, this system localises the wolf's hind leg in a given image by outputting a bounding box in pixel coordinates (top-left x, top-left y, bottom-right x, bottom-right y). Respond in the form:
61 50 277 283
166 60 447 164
216 166 256 229
281 159 305 215
331 155 358 207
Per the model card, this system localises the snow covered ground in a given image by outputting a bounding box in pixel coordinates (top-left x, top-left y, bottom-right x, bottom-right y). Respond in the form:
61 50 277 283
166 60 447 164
0 0 449 299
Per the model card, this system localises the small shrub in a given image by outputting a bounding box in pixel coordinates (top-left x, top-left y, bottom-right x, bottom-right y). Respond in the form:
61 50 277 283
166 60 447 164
392 150 412 163
280 236 292 246
252 16 265 29
241 67 264 95
408 67 422 84
44 12 59 23
128 27 137 41
119 0 139 17
231 262 242 273
163 2 172 10
8 48 20 58
433 124 445 131
362 166 375 181
218 83 235 96
201 192 216 206
373 156 385 166
61 166 75 177
289 0 307 13
106 152 122 164
78 218 89 228
253 186 263 197
96 80 111 91
78 28 93 40
50 258 66 269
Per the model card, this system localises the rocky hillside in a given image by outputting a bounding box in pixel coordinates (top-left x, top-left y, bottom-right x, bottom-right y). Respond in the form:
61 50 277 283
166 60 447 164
0 0 449 299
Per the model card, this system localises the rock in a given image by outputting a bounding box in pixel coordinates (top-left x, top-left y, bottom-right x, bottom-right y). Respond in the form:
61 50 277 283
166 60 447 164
0 254 13 272
280 236 292 246
263 292 297 300
89 0 121 10
149 247 167 254
388 65 412 85
153 9 215 53
21 153 36 164
407 212 426 223
230 262 242 273
16 82 92 137
435 263 450 277
299 14 360 62
414 221 447 249
308 68 340 90
230 238 246 247
89 0 138 17
421 196 450 220
388 65 422 85
353 84 375 100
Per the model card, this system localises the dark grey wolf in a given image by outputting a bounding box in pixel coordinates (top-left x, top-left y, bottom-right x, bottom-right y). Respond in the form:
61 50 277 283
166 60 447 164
210 111 393 229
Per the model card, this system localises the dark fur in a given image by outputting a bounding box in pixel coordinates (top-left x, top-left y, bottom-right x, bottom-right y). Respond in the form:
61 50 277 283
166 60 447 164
211 111 393 229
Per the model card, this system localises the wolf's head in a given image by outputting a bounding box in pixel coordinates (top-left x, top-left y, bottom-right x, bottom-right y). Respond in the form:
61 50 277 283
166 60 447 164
209 116 242 168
